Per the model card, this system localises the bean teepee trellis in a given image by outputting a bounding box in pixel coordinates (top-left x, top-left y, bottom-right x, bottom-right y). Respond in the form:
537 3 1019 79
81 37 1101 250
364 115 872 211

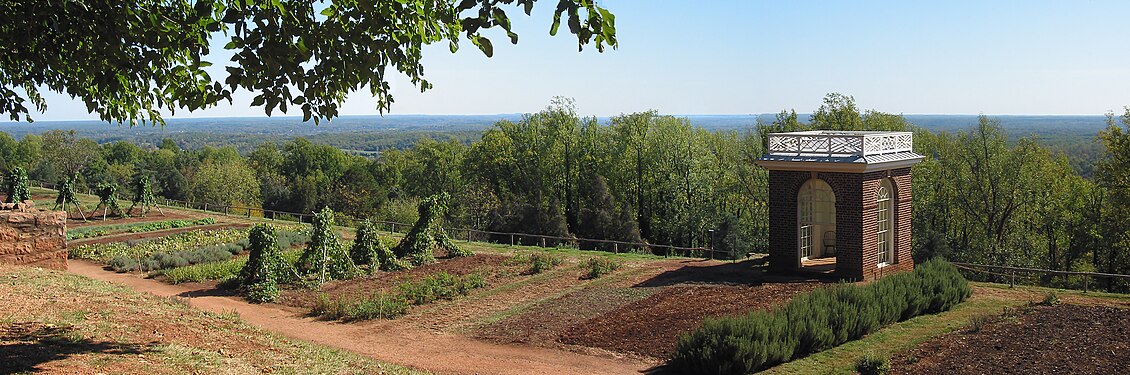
128 175 163 216
53 174 87 220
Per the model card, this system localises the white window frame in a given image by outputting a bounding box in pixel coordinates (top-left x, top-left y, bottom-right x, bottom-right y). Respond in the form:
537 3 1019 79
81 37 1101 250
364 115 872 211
876 180 893 267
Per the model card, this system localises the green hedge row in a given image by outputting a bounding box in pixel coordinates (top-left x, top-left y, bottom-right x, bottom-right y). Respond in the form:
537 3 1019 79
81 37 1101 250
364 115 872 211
669 259 971 374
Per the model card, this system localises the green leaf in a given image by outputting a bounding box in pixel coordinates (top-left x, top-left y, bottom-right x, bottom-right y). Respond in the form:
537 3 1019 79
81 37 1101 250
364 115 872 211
476 36 493 57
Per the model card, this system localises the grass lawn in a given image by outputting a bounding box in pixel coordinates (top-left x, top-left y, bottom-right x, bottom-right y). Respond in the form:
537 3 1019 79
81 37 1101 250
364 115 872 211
0 265 425 374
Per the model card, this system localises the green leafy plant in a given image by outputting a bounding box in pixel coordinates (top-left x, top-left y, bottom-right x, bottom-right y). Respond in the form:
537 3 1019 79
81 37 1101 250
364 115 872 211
1040 291 1061 306
69 228 247 262
128 175 162 216
669 259 972 374
395 193 470 267
396 272 486 305
238 225 295 303
297 207 359 284
92 182 125 219
53 173 86 219
528 252 564 274
4 167 30 204
855 354 891 375
585 257 621 279
350 220 404 272
312 292 409 321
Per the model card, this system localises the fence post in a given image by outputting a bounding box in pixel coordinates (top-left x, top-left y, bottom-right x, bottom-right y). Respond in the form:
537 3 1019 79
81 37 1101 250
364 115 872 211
1084 275 1089 294
540 237 546 248
510 234 515 247
467 229 472 243
391 223 397 233
203 203 208 212
613 243 618 253
1009 270 1014 288
247 207 252 218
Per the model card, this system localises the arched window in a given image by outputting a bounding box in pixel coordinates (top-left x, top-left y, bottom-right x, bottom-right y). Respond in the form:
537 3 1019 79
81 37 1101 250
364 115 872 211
876 179 894 265
798 179 835 260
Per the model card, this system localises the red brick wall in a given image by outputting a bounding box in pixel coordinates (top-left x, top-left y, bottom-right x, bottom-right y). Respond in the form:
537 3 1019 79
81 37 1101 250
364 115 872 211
0 210 67 270
767 167 915 281
768 170 810 274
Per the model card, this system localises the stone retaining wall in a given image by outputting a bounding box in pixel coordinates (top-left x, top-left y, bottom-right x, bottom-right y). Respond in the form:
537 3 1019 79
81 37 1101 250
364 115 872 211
0 210 67 270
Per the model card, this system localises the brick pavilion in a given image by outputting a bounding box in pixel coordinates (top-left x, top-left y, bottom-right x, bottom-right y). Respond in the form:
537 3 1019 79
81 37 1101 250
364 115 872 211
755 131 924 280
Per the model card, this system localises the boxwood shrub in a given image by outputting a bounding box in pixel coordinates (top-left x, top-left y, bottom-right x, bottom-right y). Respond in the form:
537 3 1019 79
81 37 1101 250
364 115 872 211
669 259 971 374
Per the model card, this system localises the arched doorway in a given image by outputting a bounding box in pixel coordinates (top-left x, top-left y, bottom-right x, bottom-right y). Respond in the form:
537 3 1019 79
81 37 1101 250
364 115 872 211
797 179 836 267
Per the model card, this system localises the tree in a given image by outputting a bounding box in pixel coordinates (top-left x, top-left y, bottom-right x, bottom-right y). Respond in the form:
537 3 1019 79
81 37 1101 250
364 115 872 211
576 175 640 251
1096 109 1130 288
188 159 260 208
2 0 616 124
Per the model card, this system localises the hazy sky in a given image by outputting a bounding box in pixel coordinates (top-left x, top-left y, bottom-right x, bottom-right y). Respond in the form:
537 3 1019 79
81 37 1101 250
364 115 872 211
26 1 1130 120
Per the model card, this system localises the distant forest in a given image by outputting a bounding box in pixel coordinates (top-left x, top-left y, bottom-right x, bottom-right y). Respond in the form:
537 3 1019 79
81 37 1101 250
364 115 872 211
2 94 1128 290
2 111 1108 177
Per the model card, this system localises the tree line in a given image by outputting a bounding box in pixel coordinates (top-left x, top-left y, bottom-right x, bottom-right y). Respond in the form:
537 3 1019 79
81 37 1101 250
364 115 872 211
2 94 1130 290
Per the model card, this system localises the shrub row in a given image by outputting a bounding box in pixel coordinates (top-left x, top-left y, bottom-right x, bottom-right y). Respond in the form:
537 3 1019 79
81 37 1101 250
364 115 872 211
163 249 303 284
505 252 566 275
397 272 486 305
70 229 248 261
669 259 971 374
107 230 310 273
312 292 409 321
127 218 216 233
311 271 486 321
65 218 217 240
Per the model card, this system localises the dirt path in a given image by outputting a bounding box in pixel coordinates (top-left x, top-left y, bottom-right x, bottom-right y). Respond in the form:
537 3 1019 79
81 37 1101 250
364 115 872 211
68 260 653 375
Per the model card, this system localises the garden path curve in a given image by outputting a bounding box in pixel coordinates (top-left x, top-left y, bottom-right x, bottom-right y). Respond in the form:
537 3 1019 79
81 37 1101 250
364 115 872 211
68 260 651 375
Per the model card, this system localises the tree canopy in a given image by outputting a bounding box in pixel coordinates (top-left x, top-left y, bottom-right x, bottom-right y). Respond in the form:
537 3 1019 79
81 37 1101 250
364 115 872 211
0 0 617 124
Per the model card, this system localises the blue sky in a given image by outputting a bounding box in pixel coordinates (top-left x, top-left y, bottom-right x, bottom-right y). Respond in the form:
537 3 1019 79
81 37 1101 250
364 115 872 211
27 1 1130 120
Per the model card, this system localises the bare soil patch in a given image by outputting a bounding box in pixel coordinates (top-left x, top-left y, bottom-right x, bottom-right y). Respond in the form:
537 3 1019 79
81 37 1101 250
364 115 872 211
473 258 827 360
560 282 824 358
891 304 1130 375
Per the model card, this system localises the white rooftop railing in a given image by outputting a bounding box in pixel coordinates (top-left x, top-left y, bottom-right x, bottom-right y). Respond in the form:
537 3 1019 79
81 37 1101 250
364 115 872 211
767 131 913 156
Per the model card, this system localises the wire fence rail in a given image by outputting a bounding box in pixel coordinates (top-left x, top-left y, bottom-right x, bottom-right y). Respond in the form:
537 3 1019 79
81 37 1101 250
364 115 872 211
951 261 1130 294
30 180 745 260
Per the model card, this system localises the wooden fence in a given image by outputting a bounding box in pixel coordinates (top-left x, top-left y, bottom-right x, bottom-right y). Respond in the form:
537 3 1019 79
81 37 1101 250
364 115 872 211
951 262 1130 293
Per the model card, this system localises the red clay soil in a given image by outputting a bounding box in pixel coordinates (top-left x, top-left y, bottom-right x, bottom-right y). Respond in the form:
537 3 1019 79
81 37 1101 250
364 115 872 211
559 282 824 358
278 254 513 309
890 304 1130 375
67 223 249 246
67 259 649 375
475 284 658 349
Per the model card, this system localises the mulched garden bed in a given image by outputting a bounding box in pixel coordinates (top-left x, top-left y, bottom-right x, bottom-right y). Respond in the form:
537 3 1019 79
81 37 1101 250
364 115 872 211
559 281 824 358
891 304 1130 375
